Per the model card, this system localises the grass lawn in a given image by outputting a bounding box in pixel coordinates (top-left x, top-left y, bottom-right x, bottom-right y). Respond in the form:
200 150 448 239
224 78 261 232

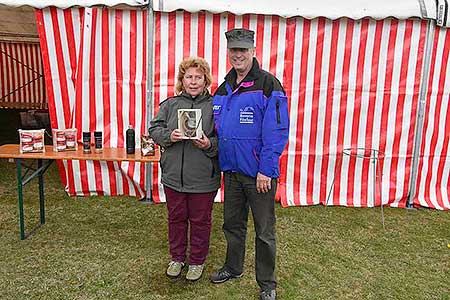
0 159 449 300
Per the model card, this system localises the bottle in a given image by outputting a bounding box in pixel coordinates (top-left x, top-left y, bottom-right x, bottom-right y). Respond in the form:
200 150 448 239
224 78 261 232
82 131 91 153
94 131 103 153
126 125 135 154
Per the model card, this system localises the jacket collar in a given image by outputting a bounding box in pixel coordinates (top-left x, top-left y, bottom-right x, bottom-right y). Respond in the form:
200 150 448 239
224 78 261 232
180 90 211 103
224 58 260 87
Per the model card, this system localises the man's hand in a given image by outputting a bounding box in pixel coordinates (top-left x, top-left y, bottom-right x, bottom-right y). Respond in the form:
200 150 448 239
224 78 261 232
192 132 211 150
170 129 183 142
256 172 272 193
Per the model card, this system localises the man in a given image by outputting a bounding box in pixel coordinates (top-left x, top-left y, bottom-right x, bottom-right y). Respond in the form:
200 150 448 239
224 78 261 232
209 28 289 300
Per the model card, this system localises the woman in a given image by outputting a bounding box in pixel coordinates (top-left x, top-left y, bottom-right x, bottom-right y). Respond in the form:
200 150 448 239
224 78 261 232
149 57 220 281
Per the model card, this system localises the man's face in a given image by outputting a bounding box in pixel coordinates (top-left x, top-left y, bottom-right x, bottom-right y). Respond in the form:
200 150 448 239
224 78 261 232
228 48 255 74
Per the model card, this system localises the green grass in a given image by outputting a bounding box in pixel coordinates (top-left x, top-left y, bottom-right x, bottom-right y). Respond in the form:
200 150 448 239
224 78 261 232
0 159 449 300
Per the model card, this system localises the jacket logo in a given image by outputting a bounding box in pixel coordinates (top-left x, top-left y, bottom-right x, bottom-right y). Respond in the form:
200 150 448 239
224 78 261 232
241 81 254 88
213 105 221 111
240 106 254 124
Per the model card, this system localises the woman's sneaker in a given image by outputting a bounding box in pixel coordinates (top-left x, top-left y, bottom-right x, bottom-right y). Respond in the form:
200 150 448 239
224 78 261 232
186 264 205 281
166 261 185 277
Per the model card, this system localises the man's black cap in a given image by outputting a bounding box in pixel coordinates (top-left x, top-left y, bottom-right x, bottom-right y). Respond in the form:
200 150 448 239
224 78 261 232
225 28 255 49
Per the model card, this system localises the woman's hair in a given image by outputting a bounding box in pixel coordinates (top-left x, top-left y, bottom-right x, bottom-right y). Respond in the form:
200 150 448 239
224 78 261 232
175 57 212 95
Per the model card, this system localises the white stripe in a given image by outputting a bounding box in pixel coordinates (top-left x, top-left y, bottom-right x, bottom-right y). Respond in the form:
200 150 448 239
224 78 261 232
159 13 169 102
204 13 213 81
190 13 198 57
109 10 118 147
286 17 303 206
217 13 228 84
261 15 272 72
327 19 346 206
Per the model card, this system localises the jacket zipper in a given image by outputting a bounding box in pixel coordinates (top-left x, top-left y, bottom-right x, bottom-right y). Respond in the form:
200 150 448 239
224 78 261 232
276 100 281 124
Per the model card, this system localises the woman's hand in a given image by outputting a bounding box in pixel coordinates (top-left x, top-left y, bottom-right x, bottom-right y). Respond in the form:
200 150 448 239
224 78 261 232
192 133 211 150
170 129 183 143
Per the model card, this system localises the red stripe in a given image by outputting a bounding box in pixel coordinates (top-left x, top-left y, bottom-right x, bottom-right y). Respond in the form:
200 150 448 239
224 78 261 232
141 10 148 194
32 45 39 104
22 44 31 104
128 10 140 198
50 8 72 127
347 19 369 206
5 43 13 103
129 10 137 128
388 20 414 205
101 9 111 147
378 19 398 204
293 19 311 206
306 18 326 205
255 15 265 61
197 12 205 58
115 10 125 148
414 27 440 208
319 19 340 205
183 11 191 58
424 29 450 208
12 44 19 103
269 16 279 75
35 9 69 188
152 12 162 203
210 14 221 93
66 162 75 195
226 14 235 71
89 9 104 195
405 20 427 208
0 43 5 99
73 8 89 196
279 17 297 206
434 29 450 209
361 20 384 206
63 9 78 89
242 14 250 29
333 19 354 205
167 11 176 97
116 10 130 195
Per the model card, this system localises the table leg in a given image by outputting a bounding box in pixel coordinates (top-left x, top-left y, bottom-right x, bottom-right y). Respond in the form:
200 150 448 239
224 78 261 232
38 159 45 225
16 158 25 240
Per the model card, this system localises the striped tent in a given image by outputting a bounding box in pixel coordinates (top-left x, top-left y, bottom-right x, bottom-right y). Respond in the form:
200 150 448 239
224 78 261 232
1 0 450 210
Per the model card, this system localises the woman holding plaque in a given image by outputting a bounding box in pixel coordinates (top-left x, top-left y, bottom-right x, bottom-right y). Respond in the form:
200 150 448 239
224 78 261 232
149 57 220 281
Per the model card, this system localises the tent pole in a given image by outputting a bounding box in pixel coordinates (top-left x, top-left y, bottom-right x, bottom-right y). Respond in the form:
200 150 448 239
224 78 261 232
407 19 435 208
144 1 155 202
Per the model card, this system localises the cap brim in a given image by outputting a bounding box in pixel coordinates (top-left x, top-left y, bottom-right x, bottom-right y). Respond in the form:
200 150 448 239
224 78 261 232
227 41 254 49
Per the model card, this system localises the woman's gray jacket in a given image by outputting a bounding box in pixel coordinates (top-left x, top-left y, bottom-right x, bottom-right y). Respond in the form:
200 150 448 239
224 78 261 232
149 92 221 193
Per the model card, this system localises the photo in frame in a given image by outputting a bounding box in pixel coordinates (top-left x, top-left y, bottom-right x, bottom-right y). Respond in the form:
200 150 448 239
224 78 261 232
177 109 202 139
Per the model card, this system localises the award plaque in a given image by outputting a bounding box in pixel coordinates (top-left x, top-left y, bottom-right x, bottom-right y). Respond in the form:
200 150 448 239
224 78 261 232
178 109 202 139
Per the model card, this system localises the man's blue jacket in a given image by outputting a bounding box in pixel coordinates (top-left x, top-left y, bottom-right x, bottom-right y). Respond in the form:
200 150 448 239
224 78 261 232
213 58 289 178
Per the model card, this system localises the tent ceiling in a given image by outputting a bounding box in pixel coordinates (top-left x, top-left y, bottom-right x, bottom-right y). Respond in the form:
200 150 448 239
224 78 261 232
153 0 437 21
0 0 148 8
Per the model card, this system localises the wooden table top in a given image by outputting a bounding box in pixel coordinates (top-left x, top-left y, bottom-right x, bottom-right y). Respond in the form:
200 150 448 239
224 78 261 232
0 144 160 163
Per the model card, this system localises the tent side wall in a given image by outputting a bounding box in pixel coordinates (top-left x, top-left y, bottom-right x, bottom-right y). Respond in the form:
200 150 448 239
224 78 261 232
6 3 449 209
413 25 450 210
36 7 148 197
149 11 429 209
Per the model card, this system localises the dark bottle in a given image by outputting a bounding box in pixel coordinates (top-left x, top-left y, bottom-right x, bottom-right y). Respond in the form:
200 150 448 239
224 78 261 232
126 125 135 154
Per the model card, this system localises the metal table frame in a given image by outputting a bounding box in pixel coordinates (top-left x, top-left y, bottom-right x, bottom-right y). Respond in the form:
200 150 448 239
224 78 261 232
0 144 160 240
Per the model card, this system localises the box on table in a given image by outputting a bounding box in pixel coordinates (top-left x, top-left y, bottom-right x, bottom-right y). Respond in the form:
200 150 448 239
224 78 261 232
52 128 78 152
18 129 46 153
